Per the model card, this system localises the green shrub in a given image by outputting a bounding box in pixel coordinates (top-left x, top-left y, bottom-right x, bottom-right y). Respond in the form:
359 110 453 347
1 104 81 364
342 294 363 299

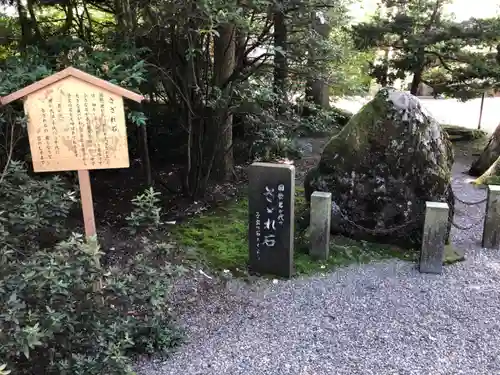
125 187 163 234
234 80 304 161
251 125 303 161
0 161 77 249
0 161 181 374
0 234 182 375
292 102 353 136
329 106 353 127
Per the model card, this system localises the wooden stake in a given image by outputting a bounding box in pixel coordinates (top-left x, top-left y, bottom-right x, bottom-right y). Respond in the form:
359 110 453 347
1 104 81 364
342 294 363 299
78 169 103 298
77 169 96 238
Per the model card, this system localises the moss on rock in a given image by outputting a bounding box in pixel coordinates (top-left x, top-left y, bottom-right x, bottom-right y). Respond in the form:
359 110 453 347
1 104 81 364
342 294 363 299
304 88 454 250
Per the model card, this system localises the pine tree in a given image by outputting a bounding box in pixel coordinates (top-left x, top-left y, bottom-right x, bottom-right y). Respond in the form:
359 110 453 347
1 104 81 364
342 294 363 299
352 0 456 94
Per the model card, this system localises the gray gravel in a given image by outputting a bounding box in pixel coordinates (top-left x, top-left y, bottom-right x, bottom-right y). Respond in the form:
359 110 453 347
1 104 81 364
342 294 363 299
137 159 500 375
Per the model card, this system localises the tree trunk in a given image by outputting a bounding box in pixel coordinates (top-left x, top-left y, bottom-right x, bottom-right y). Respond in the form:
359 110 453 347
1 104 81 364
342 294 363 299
469 122 500 176
114 0 136 41
305 12 331 109
181 13 205 198
16 0 34 50
305 79 330 109
410 68 422 96
273 6 287 100
140 124 152 186
212 23 236 181
475 155 500 185
235 28 247 68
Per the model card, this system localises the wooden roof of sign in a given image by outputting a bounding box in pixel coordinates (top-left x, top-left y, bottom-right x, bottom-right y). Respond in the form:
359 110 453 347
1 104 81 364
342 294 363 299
1 66 144 105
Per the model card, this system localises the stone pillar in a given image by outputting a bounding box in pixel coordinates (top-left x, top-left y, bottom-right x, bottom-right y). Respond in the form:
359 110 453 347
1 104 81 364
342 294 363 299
309 191 332 260
420 202 449 274
482 185 500 249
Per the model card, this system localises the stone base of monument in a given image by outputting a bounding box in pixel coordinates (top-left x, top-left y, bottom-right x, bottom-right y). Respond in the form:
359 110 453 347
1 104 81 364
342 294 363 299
443 244 465 265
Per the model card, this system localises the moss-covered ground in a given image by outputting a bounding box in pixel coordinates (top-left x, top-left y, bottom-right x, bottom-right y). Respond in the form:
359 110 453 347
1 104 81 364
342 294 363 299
441 124 487 142
172 187 419 277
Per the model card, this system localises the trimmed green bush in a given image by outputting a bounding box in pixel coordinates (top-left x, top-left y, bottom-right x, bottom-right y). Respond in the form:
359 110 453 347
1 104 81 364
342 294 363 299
0 234 183 374
0 162 182 375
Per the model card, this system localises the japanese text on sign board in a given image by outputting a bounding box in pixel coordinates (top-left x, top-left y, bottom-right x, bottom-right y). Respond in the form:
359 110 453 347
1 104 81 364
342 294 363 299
23 75 130 173
256 183 286 252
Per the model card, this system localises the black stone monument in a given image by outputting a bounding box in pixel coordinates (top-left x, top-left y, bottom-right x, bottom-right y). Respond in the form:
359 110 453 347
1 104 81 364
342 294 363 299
248 162 295 278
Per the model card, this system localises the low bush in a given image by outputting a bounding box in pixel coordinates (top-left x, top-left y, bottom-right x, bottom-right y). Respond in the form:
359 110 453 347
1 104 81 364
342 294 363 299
296 105 353 136
0 234 183 375
329 106 353 127
0 162 183 375
236 86 303 161
125 187 163 234
0 161 77 250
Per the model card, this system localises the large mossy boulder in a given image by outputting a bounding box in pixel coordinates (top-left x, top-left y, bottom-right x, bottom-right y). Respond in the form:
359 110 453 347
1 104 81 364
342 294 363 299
304 88 454 249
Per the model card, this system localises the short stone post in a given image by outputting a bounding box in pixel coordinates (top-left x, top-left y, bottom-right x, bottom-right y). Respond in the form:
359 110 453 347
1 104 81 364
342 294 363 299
420 201 449 274
482 185 500 249
309 191 332 260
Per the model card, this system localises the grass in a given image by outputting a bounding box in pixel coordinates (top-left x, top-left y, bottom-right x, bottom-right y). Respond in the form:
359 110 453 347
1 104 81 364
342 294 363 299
483 176 500 185
172 187 418 277
294 235 416 275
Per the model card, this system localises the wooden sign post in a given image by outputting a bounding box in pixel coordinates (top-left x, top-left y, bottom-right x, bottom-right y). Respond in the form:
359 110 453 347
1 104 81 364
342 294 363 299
1 67 144 238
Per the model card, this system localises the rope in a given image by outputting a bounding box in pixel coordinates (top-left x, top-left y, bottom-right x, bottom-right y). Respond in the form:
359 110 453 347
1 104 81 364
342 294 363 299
451 176 488 206
453 195 487 206
330 184 487 235
339 211 418 235
451 216 484 231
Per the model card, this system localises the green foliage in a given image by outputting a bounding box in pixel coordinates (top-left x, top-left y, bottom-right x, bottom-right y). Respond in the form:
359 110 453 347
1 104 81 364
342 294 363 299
0 0 376 197
352 0 452 87
484 176 500 185
327 27 375 97
235 80 304 161
234 77 353 161
0 42 146 109
296 104 353 136
125 187 163 234
0 161 181 375
67 45 149 90
0 49 53 96
0 234 182 375
128 111 147 127
351 0 500 96
421 17 500 99
0 161 77 249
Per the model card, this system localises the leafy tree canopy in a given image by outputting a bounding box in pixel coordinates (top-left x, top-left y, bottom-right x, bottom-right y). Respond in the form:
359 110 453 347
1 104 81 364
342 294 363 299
352 0 500 97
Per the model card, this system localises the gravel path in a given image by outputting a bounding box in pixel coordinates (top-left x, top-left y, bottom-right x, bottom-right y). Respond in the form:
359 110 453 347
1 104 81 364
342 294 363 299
137 158 500 375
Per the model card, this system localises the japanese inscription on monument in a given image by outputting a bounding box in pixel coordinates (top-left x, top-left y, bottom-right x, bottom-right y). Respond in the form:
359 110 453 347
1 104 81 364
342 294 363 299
22 74 129 172
248 162 295 278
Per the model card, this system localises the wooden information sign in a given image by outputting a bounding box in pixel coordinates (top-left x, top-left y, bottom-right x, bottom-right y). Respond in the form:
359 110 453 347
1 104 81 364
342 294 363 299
1 67 144 238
